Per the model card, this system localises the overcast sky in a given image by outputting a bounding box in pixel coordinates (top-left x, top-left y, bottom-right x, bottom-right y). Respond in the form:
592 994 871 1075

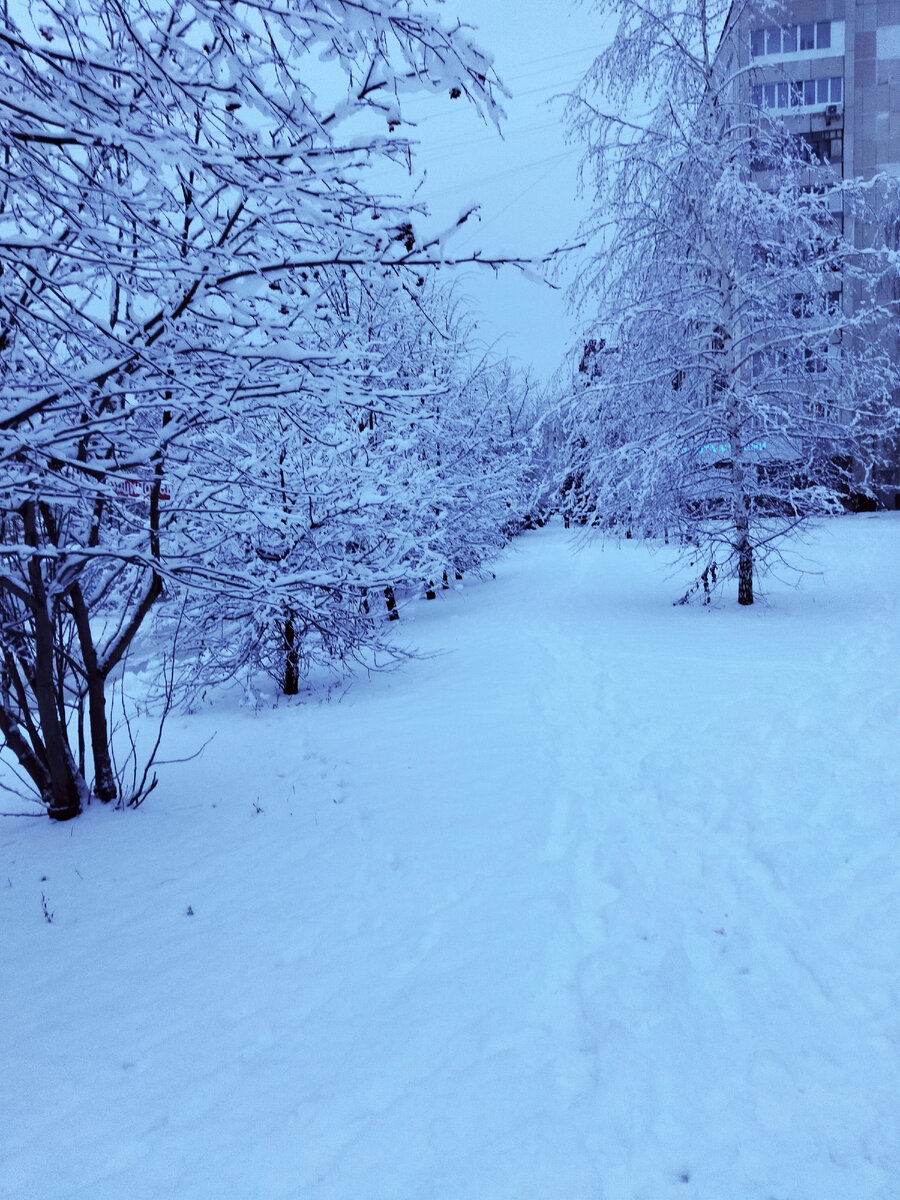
404 0 616 384
10 0 608 384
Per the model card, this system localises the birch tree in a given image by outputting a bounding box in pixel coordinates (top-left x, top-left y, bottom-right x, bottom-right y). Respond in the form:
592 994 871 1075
564 0 900 604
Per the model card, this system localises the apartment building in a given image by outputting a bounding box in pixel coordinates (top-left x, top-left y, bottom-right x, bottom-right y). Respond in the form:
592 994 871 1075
747 1 900 181
721 0 900 505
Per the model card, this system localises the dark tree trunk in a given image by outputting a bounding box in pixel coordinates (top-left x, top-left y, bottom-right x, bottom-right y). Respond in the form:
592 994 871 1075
282 614 299 695
737 540 754 606
23 504 82 820
69 586 117 803
0 702 51 802
30 590 82 819
725 383 754 607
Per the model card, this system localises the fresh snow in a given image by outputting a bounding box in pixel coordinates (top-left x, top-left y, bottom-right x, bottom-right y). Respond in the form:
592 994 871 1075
2 517 899 1200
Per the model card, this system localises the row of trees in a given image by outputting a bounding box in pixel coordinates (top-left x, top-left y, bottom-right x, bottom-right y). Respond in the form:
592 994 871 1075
558 0 900 604
0 0 545 819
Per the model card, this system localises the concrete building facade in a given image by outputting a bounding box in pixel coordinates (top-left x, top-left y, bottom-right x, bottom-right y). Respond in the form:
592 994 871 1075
746 1 900 182
721 0 900 505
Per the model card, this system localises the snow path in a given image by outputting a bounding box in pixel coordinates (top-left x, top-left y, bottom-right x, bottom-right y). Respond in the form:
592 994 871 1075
2 518 899 1199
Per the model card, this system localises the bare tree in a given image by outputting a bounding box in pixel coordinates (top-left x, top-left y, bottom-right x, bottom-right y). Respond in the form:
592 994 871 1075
172 274 544 697
0 0 516 816
563 0 900 604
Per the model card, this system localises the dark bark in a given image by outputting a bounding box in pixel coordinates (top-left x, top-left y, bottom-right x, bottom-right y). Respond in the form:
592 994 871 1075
68 584 117 803
737 540 754 606
282 614 300 695
23 505 82 819
0 703 51 799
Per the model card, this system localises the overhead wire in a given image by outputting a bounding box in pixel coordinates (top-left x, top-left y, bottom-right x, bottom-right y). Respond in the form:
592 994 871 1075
421 119 566 159
420 148 578 201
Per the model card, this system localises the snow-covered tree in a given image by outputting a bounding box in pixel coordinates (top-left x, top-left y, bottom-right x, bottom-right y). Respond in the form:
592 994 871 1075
175 274 535 698
0 0 512 817
563 0 900 604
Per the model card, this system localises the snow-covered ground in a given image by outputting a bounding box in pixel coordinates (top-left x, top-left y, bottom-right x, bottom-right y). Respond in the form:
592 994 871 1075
2 516 899 1200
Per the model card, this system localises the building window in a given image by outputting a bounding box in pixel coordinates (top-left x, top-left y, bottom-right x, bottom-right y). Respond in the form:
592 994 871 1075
792 293 814 319
752 77 843 112
805 345 828 373
792 290 842 319
800 128 843 163
753 21 832 57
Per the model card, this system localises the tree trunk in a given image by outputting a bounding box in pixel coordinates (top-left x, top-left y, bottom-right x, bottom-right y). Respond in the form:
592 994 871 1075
282 613 299 695
23 505 82 820
0 701 52 801
69 586 117 803
724 370 754 606
31 602 82 819
737 539 753 606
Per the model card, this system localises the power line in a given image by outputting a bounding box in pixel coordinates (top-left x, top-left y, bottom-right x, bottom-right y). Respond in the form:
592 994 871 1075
409 75 584 125
421 148 578 200
421 119 566 158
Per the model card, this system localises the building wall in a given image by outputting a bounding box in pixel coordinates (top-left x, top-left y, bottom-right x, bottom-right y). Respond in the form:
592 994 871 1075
746 2 900 178
722 1 900 505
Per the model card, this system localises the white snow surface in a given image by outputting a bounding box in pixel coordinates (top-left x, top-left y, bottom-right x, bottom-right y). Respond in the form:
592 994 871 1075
2 517 899 1200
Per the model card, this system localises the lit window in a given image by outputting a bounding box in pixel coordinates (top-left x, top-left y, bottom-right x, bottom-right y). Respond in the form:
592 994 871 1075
799 24 815 50
816 21 831 50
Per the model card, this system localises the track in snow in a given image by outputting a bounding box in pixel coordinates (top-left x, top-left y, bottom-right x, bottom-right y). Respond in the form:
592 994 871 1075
2 518 898 1200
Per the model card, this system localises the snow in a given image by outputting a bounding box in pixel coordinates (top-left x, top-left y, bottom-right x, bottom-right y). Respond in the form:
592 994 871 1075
2 516 899 1200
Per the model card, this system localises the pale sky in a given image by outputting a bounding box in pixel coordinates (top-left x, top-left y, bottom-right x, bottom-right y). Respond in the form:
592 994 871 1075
8 0 610 384
405 0 614 384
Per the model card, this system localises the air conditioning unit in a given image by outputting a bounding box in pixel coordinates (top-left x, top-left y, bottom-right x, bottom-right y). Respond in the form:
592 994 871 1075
826 104 839 116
